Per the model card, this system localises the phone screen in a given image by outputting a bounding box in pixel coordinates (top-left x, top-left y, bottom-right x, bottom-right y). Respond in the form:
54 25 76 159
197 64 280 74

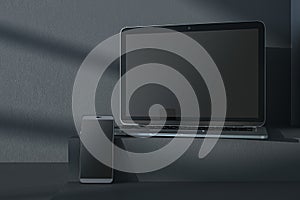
80 117 114 182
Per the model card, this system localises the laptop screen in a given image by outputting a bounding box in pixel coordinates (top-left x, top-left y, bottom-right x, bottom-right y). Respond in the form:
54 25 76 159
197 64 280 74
121 22 265 126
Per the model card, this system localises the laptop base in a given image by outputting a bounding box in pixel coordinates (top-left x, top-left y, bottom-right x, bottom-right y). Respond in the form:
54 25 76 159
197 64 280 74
115 126 268 140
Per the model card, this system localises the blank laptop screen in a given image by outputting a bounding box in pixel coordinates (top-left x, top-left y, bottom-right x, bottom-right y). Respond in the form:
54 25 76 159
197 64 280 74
121 22 265 126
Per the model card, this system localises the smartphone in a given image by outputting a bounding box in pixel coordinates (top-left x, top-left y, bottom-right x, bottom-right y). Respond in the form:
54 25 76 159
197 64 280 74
79 116 114 183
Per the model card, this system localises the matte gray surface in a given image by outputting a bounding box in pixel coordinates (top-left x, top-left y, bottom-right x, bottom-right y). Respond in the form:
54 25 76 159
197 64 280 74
0 0 293 162
52 182 300 200
119 128 300 181
0 163 68 200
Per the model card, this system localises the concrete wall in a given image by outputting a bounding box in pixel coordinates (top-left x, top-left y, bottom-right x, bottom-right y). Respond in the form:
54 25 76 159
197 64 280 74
0 0 292 162
291 0 300 126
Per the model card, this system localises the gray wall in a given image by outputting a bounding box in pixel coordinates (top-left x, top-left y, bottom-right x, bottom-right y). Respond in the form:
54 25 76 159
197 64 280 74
0 0 292 162
291 0 300 126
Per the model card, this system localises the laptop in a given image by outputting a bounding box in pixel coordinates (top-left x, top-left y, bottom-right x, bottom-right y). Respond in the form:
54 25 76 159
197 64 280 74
116 21 267 139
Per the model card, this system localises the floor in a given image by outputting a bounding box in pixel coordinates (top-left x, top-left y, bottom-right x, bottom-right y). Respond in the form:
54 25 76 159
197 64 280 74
52 181 300 200
1 163 300 200
0 163 68 200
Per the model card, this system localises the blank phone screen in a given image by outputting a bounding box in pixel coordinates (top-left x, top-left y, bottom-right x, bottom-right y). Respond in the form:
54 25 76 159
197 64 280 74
80 119 113 180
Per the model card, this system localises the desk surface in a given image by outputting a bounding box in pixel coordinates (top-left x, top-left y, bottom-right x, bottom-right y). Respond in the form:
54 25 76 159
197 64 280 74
67 127 300 183
112 127 300 182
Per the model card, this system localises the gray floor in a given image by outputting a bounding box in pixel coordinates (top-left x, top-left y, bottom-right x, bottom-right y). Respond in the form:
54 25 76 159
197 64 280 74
0 163 68 200
1 163 300 200
52 181 300 200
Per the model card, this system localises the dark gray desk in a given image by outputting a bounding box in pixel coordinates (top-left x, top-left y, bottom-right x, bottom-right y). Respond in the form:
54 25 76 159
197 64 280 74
54 128 300 199
69 127 300 182
129 128 300 182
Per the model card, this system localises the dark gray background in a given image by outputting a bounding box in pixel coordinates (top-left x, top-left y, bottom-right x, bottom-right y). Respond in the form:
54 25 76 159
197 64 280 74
291 0 300 126
0 0 298 162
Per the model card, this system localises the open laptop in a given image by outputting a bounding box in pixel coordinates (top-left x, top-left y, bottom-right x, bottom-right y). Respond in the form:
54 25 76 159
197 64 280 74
116 21 267 139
